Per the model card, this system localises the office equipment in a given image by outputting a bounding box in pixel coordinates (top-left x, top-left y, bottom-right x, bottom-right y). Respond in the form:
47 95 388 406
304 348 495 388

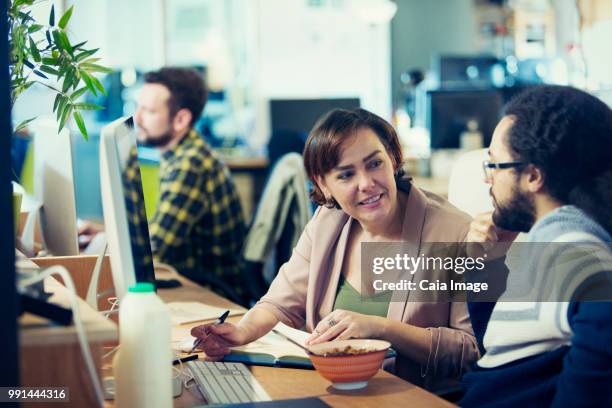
100 116 156 301
18 257 117 406
220 397 331 408
269 98 360 136
32 117 79 256
433 54 503 89
173 354 198 365
189 309 230 354
425 89 503 149
185 360 271 404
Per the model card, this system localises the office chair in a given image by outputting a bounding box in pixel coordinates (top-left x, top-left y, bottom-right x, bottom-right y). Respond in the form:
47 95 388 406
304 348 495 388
447 149 493 217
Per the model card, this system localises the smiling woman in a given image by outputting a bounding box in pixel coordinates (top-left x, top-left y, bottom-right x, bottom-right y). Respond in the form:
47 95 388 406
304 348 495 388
190 108 480 393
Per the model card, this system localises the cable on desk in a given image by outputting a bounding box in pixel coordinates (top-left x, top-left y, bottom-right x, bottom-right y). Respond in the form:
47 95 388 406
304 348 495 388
19 265 106 408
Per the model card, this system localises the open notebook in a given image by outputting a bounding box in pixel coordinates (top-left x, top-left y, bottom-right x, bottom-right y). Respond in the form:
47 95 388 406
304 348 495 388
223 322 312 368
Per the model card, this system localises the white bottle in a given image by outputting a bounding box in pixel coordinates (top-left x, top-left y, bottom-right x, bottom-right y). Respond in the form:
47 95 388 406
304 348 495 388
114 283 172 408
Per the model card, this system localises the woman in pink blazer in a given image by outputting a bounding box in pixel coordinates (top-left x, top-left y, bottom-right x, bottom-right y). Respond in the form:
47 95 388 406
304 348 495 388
192 108 479 391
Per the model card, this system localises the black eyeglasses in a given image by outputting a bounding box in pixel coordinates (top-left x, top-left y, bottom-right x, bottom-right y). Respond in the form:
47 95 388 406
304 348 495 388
482 160 523 180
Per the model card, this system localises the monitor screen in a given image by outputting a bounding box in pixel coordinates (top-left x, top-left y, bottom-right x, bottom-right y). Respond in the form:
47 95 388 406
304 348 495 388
270 98 361 135
426 89 503 149
33 117 79 256
100 117 155 299
435 55 501 89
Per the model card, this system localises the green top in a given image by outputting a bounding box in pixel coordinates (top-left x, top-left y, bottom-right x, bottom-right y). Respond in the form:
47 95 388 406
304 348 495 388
128 282 155 293
333 275 392 318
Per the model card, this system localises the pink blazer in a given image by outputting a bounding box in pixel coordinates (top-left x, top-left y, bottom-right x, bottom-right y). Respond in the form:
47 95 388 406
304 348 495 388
255 184 480 390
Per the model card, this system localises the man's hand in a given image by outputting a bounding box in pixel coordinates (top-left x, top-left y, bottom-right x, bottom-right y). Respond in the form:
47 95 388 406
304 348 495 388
466 212 518 259
77 220 105 250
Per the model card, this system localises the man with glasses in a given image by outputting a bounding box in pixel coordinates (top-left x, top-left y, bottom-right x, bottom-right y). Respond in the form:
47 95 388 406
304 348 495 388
460 85 612 407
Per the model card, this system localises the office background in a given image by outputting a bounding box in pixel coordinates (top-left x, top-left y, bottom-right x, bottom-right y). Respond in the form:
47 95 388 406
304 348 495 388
10 0 612 221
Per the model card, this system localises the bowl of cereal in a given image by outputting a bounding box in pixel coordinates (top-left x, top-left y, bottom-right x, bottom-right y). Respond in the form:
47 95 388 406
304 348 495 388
307 339 391 390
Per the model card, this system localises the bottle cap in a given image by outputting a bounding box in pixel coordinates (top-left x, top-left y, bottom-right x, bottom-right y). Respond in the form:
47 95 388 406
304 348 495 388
128 282 155 293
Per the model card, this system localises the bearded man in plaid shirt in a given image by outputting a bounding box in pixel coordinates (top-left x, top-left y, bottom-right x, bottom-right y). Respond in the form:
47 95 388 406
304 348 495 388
134 67 246 303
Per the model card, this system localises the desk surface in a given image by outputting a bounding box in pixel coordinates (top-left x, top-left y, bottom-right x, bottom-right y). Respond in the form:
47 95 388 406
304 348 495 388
18 252 117 347
154 270 453 407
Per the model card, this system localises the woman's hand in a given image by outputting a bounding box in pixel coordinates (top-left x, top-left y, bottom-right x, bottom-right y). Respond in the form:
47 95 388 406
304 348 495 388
190 322 249 361
305 309 385 345
466 212 518 258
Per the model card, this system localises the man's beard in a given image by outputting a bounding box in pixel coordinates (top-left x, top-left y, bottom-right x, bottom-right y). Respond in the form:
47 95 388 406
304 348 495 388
491 185 536 232
137 129 173 148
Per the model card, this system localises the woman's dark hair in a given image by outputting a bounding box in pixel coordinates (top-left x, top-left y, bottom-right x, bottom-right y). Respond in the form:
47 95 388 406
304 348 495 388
504 85 612 233
303 108 404 207
144 67 207 127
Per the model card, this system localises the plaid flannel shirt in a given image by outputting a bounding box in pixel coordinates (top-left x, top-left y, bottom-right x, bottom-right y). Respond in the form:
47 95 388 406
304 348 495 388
149 129 245 296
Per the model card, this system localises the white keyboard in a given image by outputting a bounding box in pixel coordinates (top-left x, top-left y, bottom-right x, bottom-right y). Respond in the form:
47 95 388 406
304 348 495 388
186 360 271 404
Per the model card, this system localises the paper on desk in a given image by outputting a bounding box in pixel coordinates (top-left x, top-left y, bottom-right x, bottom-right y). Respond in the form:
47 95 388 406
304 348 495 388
166 302 244 325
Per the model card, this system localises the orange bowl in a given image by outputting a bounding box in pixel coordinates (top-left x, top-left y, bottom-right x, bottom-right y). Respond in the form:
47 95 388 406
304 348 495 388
308 339 391 390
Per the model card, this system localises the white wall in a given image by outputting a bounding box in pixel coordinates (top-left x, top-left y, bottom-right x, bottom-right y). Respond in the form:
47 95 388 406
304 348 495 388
249 0 393 147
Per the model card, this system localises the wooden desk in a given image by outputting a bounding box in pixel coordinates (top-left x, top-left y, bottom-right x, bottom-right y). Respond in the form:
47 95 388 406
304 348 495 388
154 270 453 407
18 254 117 408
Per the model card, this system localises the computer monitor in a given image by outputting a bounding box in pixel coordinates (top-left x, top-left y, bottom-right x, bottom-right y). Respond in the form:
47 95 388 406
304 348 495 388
100 116 155 300
33 117 79 255
269 98 361 135
433 54 502 89
426 89 503 149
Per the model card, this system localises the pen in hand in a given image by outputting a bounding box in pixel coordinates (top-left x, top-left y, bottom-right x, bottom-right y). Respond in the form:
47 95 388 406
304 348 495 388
188 309 230 355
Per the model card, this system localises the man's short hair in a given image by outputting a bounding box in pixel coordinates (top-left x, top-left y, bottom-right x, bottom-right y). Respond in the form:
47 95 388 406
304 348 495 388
504 85 612 203
144 67 208 127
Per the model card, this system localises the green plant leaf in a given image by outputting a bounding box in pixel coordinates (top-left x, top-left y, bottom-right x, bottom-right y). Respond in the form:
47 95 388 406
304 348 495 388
23 59 35 69
39 65 59 76
75 48 99 62
62 68 76 92
28 24 43 33
56 95 69 120
49 4 55 26
82 57 101 64
72 41 87 50
33 69 48 79
58 5 74 29
41 57 57 65
53 93 61 112
70 86 88 101
90 75 106 95
81 63 113 74
75 102 103 111
79 69 98 96
18 11 33 23
45 30 53 48
73 111 88 140
15 117 36 133
51 30 62 50
58 31 73 55
58 103 73 132
28 37 41 62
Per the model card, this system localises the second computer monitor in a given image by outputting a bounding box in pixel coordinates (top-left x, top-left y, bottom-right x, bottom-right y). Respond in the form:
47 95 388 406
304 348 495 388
100 116 155 300
33 117 79 256
426 89 503 149
269 98 361 135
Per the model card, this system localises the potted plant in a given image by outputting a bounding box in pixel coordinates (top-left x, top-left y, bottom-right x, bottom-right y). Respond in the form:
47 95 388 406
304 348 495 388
8 0 110 235
8 0 110 140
